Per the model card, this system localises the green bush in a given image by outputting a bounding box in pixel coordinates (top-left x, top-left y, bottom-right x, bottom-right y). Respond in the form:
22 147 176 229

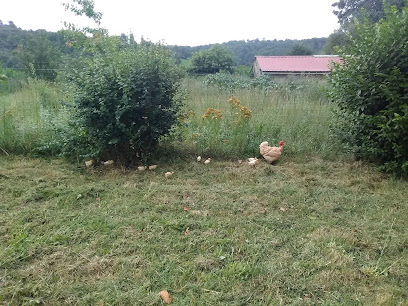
190 45 234 74
63 37 184 164
329 4 408 176
33 108 99 161
203 72 250 93
233 65 253 77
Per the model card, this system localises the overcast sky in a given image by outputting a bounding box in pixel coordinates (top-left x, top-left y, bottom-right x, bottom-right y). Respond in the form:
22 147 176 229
1 0 340 46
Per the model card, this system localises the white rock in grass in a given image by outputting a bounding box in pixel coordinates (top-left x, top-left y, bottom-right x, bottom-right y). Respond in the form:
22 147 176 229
248 158 259 167
85 160 94 167
165 171 174 178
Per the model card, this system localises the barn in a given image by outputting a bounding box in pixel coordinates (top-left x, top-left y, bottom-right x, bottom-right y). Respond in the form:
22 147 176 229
253 55 342 77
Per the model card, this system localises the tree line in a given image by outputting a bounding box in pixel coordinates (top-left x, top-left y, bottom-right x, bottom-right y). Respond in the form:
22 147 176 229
1 0 407 74
168 38 326 66
0 20 328 76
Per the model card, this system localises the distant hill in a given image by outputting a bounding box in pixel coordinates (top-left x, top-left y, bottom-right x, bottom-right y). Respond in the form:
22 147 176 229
0 20 70 69
168 38 327 66
0 21 29 68
0 20 327 69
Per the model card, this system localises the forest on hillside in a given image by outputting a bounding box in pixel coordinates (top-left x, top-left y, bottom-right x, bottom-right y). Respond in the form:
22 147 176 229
0 20 327 71
168 37 327 65
0 21 71 69
2 0 406 72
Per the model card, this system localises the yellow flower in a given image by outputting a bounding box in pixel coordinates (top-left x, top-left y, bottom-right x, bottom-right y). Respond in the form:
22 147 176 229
228 96 241 108
178 110 196 123
232 104 252 126
202 108 223 120
240 106 252 118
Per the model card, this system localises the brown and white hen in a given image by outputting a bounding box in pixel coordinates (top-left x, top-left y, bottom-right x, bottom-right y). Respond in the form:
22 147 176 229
260 141 285 163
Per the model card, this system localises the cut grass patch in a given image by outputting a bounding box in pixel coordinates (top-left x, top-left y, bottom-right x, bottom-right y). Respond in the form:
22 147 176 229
0 156 407 304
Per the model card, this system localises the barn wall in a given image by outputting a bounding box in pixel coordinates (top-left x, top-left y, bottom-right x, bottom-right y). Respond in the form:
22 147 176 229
252 60 262 77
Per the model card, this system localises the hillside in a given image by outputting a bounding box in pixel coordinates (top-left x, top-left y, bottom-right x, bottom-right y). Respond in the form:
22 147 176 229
0 21 69 69
168 37 327 66
0 20 327 69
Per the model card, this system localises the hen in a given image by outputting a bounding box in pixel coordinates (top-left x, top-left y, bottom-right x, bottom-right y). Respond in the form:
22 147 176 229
260 141 285 163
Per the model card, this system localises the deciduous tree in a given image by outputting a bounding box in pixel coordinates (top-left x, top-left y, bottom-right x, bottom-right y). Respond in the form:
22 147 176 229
17 31 61 81
287 44 313 55
332 0 405 28
322 30 350 54
63 0 103 32
190 45 234 74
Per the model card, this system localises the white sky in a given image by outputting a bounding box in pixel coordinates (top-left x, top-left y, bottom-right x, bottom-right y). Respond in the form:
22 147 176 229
0 0 339 46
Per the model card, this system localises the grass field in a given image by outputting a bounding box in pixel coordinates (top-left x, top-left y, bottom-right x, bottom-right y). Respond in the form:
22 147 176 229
0 77 407 304
0 155 407 305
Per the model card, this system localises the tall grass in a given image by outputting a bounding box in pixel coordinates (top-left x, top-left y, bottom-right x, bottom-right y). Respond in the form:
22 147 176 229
0 76 343 161
0 79 66 154
176 77 342 159
0 68 28 94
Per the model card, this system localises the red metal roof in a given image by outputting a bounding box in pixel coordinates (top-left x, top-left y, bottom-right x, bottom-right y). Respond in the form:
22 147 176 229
255 56 342 73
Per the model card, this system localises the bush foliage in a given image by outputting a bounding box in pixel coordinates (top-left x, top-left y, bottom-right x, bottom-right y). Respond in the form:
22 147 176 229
190 45 234 74
329 4 408 175
64 37 184 164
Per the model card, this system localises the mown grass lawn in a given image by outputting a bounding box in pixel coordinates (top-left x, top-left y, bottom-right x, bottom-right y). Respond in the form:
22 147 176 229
0 155 407 305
